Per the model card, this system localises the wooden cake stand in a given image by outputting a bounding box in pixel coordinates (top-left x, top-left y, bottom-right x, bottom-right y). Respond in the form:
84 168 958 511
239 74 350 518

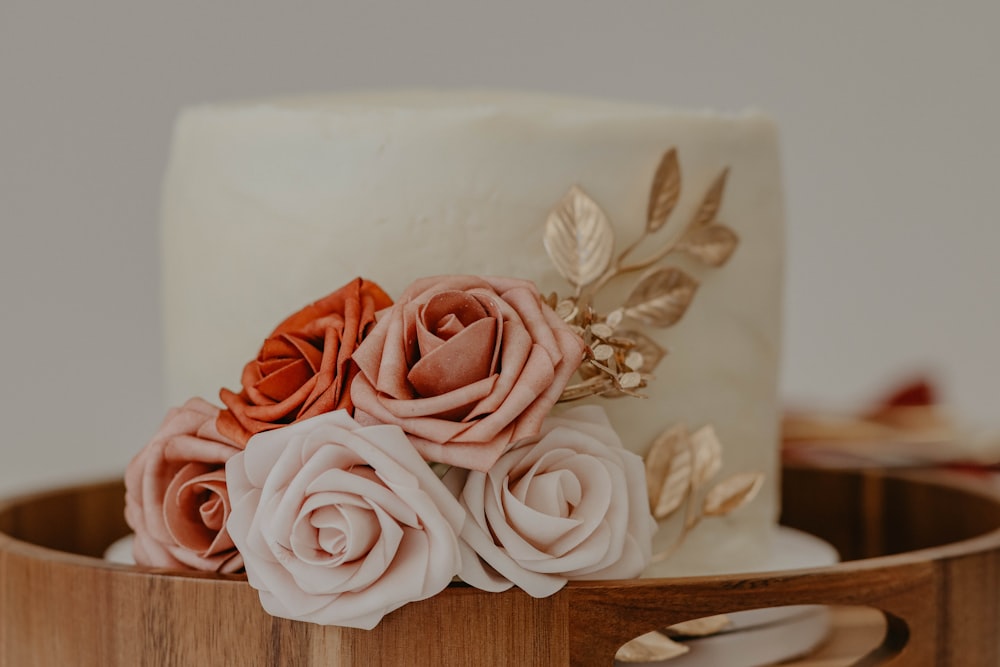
2 466 999 666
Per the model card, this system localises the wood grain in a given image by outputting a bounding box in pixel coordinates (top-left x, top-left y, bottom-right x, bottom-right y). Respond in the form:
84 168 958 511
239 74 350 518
2 467 1000 666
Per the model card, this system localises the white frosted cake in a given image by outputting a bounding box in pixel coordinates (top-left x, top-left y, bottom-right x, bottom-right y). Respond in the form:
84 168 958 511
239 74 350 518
159 91 784 579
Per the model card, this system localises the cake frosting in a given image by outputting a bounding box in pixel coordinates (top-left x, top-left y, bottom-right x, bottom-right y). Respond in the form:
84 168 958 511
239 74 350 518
160 90 784 577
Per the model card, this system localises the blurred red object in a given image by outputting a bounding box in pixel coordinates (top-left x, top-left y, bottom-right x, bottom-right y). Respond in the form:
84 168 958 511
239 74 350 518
781 376 979 468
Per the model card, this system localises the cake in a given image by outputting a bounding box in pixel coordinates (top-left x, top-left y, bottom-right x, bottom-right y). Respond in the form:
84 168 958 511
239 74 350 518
124 90 784 641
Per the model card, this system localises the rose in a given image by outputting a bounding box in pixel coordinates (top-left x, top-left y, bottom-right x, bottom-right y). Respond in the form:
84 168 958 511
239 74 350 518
351 275 586 472
218 277 392 445
124 397 243 573
225 411 465 629
443 405 655 597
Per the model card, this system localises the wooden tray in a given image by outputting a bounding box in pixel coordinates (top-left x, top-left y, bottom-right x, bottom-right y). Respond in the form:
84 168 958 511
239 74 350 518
2 466 999 666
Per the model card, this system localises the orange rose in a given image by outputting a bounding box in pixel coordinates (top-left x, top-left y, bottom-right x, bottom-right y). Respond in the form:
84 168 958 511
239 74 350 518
218 278 392 445
350 275 586 472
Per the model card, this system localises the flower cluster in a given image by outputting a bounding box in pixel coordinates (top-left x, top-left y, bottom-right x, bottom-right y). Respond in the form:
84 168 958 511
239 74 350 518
124 275 655 629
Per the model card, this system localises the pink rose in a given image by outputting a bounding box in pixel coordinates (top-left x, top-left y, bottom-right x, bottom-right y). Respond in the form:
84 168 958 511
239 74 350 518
124 398 243 573
225 411 465 629
444 405 655 597
351 275 586 472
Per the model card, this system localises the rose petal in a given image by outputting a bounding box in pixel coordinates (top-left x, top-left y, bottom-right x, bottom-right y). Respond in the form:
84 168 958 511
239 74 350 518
515 467 582 518
408 317 498 397
463 320 532 419
501 480 583 551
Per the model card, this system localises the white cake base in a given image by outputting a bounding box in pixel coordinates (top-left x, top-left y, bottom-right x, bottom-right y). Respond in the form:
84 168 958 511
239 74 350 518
620 526 839 666
107 527 837 665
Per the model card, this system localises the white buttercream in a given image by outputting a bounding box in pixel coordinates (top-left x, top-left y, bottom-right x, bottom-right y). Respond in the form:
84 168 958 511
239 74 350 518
161 90 784 576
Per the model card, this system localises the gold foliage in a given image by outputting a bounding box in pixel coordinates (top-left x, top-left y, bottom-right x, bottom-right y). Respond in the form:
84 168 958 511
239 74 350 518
690 425 723 487
665 614 732 638
645 422 764 563
646 148 681 233
624 267 700 328
690 167 729 230
703 471 765 517
615 631 689 663
645 424 691 519
678 224 740 267
543 186 615 290
550 147 736 403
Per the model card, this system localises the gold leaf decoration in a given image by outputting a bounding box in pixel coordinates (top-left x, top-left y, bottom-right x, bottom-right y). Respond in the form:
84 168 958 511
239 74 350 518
615 631 689 663
645 423 766 564
623 267 700 328
690 167 729 230
654 438 693 520
689 425 723 488
543 186 615 289
702 471 765 517
555 299 577 321
624 350 644 371
619 372 642 390
621 330 668 373
679 224 740 267
592 344 614 361
546 147 741 410
666 614 732 638
590 322 614 339
645 424 687 508
646 148 681 233
559 375 615 402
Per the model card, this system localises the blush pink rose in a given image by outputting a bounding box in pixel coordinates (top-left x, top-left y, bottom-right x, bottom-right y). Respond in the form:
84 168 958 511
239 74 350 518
124 398 243 573
351 275 586 472
443 405 655 597
225 411 465 630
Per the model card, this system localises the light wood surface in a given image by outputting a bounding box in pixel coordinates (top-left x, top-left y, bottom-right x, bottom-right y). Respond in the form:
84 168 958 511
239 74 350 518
2 467 1000 666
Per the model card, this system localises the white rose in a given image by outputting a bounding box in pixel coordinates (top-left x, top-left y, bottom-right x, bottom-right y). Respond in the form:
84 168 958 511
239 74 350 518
225 411 465 629
444 405 655 597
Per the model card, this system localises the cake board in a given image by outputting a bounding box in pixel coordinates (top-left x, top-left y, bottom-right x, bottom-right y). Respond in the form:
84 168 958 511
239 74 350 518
2 465 1000 666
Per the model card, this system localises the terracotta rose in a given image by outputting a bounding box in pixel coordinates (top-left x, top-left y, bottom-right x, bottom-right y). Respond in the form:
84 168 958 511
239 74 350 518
444 405 655 597
350 275 586 472
219 278 392 445
225 411 465 629
124 397 243 573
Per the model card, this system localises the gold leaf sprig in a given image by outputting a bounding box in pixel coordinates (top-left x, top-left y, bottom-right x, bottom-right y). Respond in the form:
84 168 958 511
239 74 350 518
543 186 615 295
546 149 738 402
616 613 733 663
542 150 762 598
584 158 734 301
643 423 764 564
615 630 689 663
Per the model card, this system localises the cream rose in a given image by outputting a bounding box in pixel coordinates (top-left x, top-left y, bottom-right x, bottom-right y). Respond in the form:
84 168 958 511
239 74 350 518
444 405 655 597
225 411 465 629
351 275 586 472
124 397 243 573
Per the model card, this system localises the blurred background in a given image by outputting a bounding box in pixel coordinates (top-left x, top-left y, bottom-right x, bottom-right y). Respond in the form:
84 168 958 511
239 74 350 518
1 1 997 492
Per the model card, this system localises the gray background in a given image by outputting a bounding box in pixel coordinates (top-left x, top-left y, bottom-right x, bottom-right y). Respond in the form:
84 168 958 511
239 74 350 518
1 1 998 492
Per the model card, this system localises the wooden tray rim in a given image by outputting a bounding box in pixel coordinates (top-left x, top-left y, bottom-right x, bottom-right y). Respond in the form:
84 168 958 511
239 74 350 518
2 467 1000 590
